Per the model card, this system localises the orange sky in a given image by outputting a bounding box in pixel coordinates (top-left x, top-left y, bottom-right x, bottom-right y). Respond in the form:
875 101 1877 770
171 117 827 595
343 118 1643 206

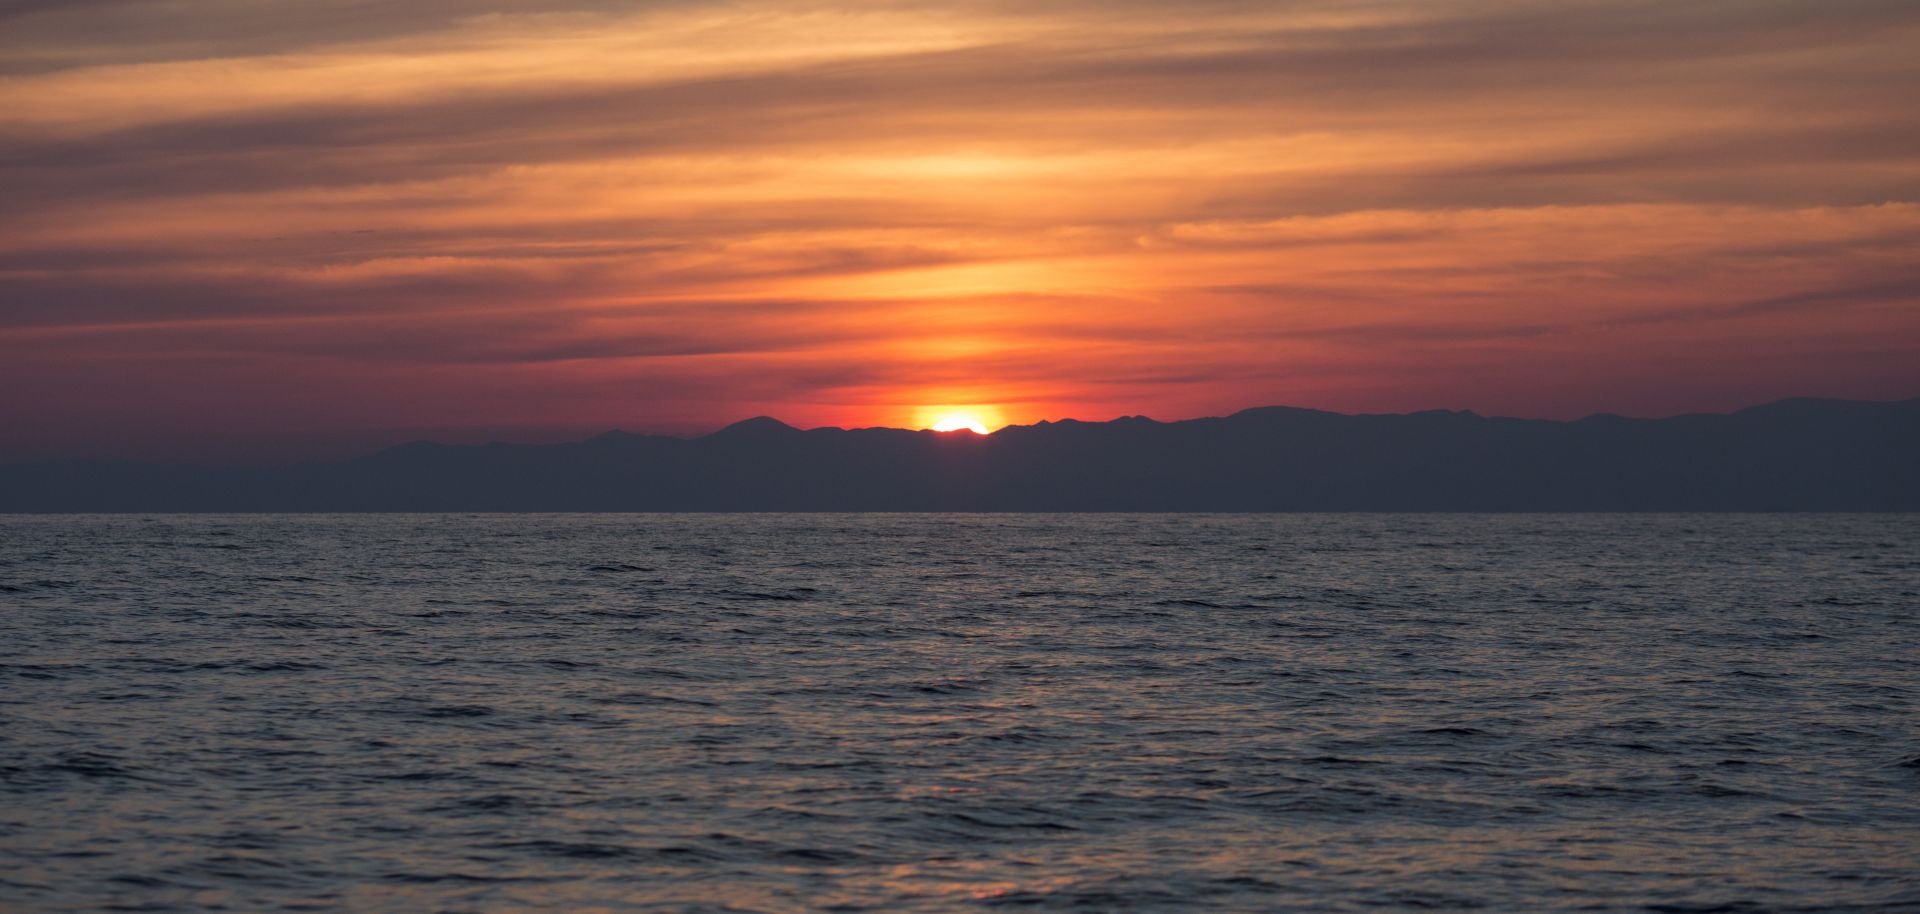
2 0 1917 461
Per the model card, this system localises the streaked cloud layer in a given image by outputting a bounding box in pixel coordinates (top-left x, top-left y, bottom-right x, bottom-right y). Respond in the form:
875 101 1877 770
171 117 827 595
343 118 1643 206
3 0 1916 459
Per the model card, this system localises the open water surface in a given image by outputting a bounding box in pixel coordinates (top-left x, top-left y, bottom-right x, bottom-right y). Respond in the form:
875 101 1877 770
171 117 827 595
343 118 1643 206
1 514 1916 912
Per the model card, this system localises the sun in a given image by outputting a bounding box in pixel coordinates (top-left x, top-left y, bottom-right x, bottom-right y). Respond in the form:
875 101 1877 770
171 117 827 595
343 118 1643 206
929 413 990 434
914 403 1005 434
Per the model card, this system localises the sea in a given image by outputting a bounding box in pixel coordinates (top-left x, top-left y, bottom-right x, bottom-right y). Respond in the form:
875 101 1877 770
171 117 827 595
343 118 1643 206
1 514 1916 913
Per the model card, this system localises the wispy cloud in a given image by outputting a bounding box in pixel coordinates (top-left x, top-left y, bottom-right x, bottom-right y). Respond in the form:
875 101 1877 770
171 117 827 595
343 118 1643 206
1 0 1916 459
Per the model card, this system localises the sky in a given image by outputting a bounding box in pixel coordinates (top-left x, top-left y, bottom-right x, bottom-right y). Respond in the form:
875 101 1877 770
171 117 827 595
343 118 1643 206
2 0 1917 462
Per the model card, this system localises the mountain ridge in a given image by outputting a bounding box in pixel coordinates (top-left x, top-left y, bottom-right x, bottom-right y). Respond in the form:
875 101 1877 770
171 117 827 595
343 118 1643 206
4 397 1916 512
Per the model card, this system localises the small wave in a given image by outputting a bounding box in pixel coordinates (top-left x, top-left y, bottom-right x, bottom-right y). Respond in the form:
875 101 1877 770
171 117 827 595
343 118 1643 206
418 704 496 718
715 589 806 601
1642 903 1772 913
377 871 536 885
942 811 1078 832
367 769 468 782
425 793 528 814
1 663 80 680
1302 755 1380 766
598 691 716 707
44 753 141 780
491 840 645 860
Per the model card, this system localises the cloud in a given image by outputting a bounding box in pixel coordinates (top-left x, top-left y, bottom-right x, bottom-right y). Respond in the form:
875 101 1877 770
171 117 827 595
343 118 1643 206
1 0 1917 460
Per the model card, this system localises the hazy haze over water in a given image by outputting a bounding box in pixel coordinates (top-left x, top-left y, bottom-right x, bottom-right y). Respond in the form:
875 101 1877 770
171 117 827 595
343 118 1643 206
2 514 1917 912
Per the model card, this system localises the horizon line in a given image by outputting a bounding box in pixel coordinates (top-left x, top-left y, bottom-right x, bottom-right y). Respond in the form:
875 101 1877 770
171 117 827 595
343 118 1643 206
12 393 1917 469
685 392 1919 438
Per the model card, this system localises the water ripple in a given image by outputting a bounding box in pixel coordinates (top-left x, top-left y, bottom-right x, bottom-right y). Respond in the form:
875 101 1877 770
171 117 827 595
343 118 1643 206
0 513 1916 912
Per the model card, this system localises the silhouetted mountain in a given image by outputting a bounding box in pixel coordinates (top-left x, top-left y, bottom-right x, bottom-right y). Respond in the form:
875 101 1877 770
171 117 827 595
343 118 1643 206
3 397 1916 511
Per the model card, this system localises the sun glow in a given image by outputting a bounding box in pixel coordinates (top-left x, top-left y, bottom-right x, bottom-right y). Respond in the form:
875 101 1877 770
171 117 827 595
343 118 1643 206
914 403 1005 433
929 413 990 434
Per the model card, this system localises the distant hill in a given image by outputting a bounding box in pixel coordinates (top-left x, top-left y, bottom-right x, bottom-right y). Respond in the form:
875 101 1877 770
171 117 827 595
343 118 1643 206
2 398 1916 511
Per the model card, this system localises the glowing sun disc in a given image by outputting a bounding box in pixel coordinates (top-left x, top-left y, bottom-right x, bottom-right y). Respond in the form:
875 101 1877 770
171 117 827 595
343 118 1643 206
930 414 989 434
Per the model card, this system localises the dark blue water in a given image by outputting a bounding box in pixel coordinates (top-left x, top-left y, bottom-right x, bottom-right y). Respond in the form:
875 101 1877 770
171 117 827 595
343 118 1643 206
2 514 1916 912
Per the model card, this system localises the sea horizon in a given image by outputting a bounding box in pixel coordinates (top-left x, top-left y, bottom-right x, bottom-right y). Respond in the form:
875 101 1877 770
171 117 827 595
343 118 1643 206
7 0 1917 909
